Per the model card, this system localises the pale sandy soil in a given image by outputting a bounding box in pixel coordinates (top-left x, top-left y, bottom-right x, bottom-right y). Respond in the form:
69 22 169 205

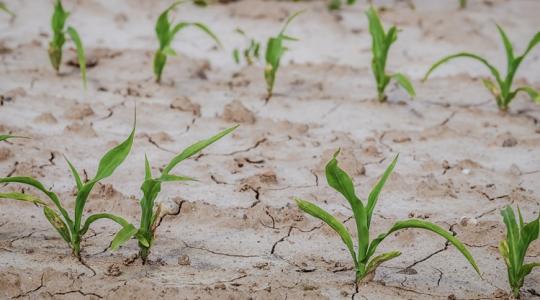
1 0 540 299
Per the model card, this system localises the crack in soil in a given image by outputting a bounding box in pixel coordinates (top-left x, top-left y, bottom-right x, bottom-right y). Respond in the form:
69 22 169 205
147 136 175 154
183 241 260 258
47 289 103 298
10 272 45 299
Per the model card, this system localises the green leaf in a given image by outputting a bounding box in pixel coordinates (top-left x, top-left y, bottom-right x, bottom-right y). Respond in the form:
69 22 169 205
279 10 303 36
43 206 71 244
365 251 401 275
295 198 357 266
521 31 540 58
514 86 540 104
423 52 503 88
51 0 69 35
0 192 48 206
144 154 152 181
162 125 237 176
496 24 514 68
325 149 369 261
368 219 481 276
501 206 521 275
0 135 27 142
160 174 197 182
190 22 222 48
0 176 71 226
233 49 240 64
366 155 398 226
392 74 415 97
93 118 136 182
66 27 87 89
65 157 83 191
135 232 150 247
0 2 14 17
79 213 131 236
110 224 138 251
521 262 540 278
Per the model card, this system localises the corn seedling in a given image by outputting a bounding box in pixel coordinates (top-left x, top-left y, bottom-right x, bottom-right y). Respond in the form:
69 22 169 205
295 150 480 284
111 125 238 263
0 2 14 17
0 118 138 258
459 0 467 9
424 25 540 111
499 206 539 298
366 7 415 102
233 28 261 65
153 0 221 83
48 0 87 89
264 11 303 102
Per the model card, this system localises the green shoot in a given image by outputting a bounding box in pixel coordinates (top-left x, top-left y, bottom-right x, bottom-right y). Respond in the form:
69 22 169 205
0 116 137 258
112 125 238 263
0 2 14 17
233 28 261 65
459 0 467 9
153 0 222 83
328 0 356 10
0 135 26 142
295 150 480 284
366 6 415 102
48 0 87 89
424 25 540 111
499 206 539 298
264 11 303 102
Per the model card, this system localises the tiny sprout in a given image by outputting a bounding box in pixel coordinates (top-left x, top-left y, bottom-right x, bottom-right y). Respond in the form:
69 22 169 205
366 6 415 102
153 0 222 83
0 114 137 258
499 206 539 298
424 25 540 111
233 28 261 66
0 135 26 142
48 0 87 89
112 125 238 263
264 10 303 102
328 0 356 10
296 150 480 284
460 0 467 9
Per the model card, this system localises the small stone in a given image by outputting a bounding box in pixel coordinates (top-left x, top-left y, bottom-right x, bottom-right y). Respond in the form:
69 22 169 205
170 96 201 117
178 254 191 266
502 137 518 147
222 100 256 124
33 112 58 124
459 216 478 227
106 264 122 277
214 283 226 290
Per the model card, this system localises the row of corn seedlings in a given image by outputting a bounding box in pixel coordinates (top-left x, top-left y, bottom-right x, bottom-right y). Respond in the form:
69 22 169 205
0 113 237 261
4 1 538 110
0 128 537 297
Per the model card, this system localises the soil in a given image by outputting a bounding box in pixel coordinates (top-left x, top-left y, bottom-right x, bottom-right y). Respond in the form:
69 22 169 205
1 0 540 299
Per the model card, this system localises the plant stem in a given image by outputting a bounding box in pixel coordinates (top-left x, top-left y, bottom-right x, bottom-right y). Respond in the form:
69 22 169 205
139 245 150 264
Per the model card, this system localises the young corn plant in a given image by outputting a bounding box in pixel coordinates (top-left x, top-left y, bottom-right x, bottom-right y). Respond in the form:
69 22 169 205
48 0 87 89
295 150 481 284
264 11 303 102
366 6 415 102
424 25 540 111
153 0 221 83
111 125 238 263
0 119 138 258
499 206 539 299
233 28 261 66
0 2 14 17
0 135 24 142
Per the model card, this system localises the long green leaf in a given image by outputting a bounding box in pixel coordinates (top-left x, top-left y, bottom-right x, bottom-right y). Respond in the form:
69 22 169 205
66 27 87 89
295 198 357 267
496 24 514 68
368 219 481 276
0 192 48 206
423 52 503 88
0 177 71 226
162 125 237 175
366 155 398 226
365 251 401 275
501 206 521 277
65 157 82 191
79 213 131 236
325 149 369 261
514 86 540 104
191 22 222 48
0 135 26 142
